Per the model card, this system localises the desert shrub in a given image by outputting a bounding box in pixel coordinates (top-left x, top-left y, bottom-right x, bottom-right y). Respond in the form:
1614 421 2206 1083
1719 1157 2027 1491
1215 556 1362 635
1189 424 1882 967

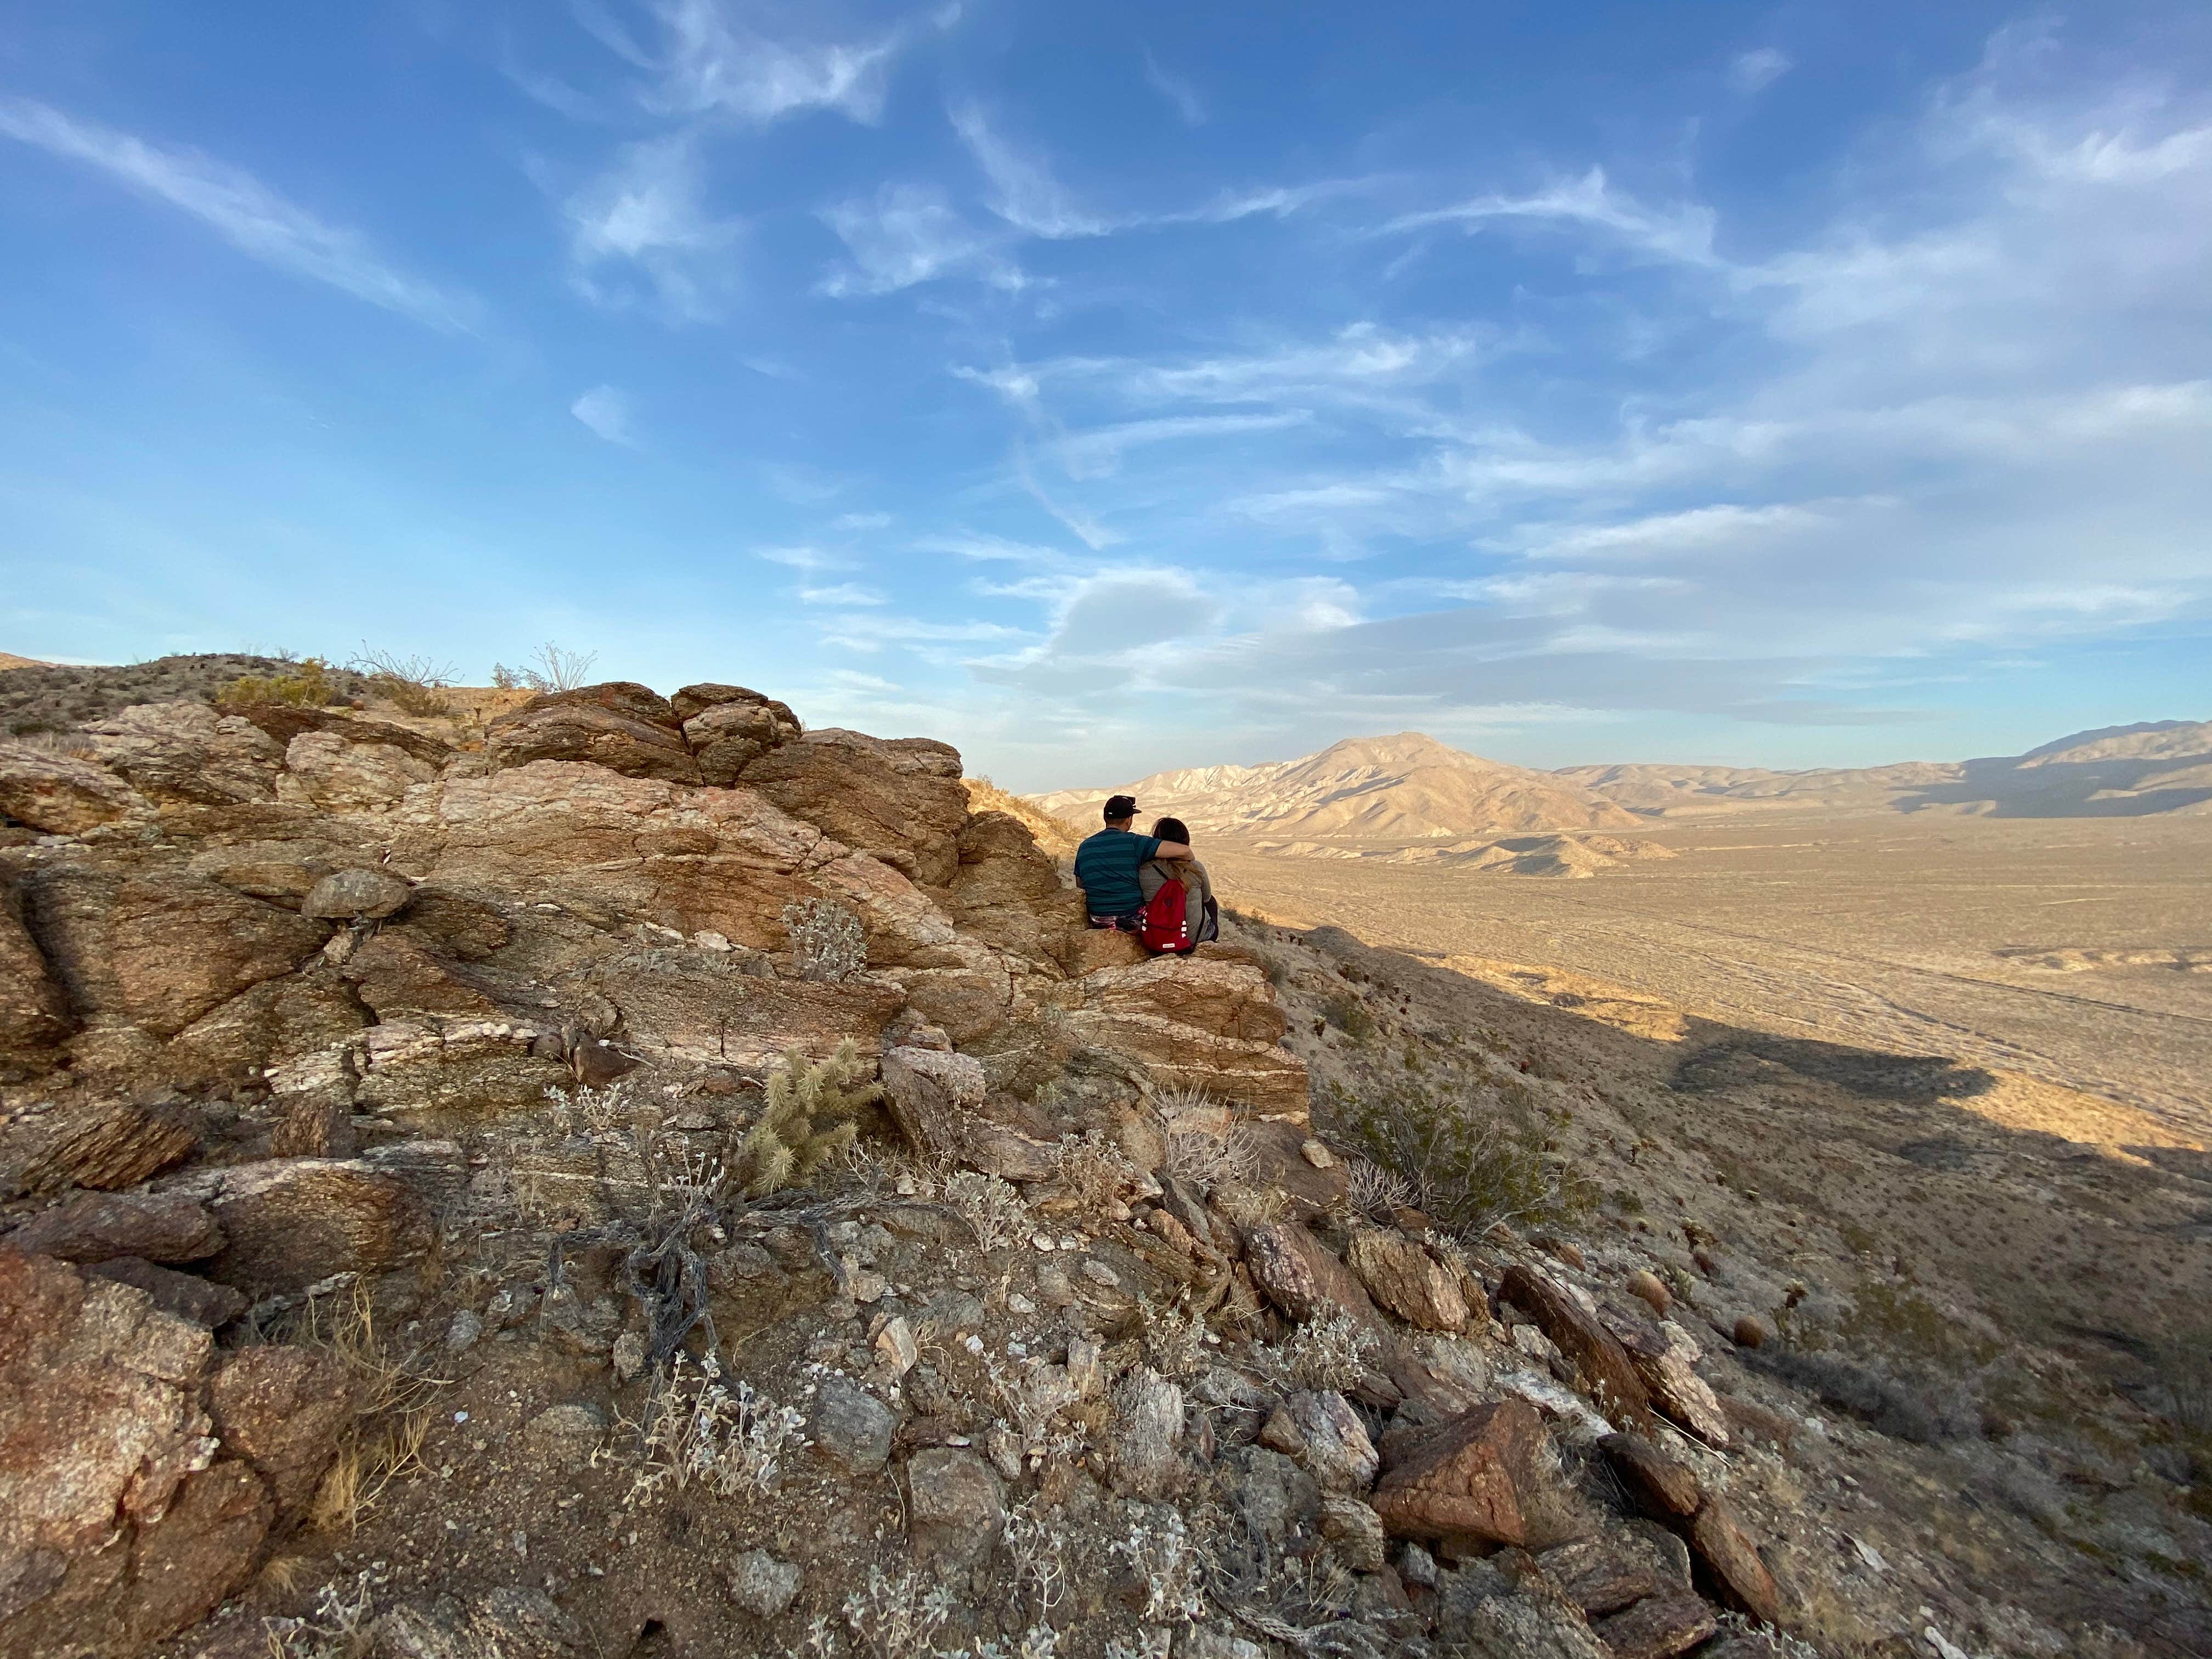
263 1571 379 1659
219 656 336 709
1161 1118 1257 1194
1210 1180 1287 1229
1345 1155 1416 1221
2152 1326 2212 1433
1055 1127 1141 1206
1002 1500 1070 1625
614 1351 806 1500
1141 1302 1212 1379
1745 1347 1979 1443
943 1169 1032 1251
782 897 867 981
1110 1504 1204 1624
347 647 455 716
843 1567 955 1659
1323 994 1376 1042
1252 1311 1377 1392
492 641 597 694
736 1040 882 1197
1324 1070 1566 1240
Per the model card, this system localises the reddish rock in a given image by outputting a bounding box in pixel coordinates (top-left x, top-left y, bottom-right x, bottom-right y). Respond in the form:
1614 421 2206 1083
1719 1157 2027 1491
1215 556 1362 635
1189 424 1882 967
1688 1497 1781 1626
14 1097 200 1195
0 1251 270 1659
21 861 329 1039
121 1459 273 1648
201 1158 431 1298
0 877 75 1068
740 729 969 889
4 1192 222 1265
485 682 700 783
0 744 142 834
1281 1390 1380 1492
84 1257 249 1328
83 702 286 806
1346 1227 1469 1332
207 1346 352 1521
1369 1397 1543 1548
1500 1264 1655 1430
1599 1432 1703 1521
677 687 802 786
1600 1304 1731 1448
1243 1221 1386 1335
1594 1591 1719 1659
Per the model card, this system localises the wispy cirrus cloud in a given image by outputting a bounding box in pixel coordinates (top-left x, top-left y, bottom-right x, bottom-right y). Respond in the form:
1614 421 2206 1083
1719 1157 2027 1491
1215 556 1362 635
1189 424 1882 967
0 97 474 329
817 182 1023 296
634 0 953 126
570 385 641 445
559 133 740 320
1143 52 1206 126
1729 48 1793 95
1384 166 1720 268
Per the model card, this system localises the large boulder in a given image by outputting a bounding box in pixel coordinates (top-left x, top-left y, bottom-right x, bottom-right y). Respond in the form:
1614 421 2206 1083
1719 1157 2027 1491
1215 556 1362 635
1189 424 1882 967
484 683 700 783
206 1346 351 1521
1078 956 1289 1046
0 1251 270 1659
82 702 286 806
949 811 1077 966
0 744 144 833
278 731 439 812
21 860 329 1039
187 1158 432 1298
1243 1221 1387 1336
1 1097 201 1197
881 1045 1058 1182
1062 957 1308 1116
1347 1227 1470 1333
1369 1397 1545 1549
1500 1265 1656 1432
738 729 969 890
398 763 970 970
577 946 906 1071
675 686 800 786
0 877 74 1069
229 704 451 768
3 1193 222 1265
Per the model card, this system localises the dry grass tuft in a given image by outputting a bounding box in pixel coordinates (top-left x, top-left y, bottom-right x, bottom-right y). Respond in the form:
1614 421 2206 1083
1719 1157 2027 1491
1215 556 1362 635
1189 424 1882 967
286 1282 444 1532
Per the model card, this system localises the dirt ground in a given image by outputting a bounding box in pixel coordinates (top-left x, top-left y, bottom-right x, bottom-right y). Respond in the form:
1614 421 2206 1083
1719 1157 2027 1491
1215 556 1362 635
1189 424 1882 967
1204 812 2212 1142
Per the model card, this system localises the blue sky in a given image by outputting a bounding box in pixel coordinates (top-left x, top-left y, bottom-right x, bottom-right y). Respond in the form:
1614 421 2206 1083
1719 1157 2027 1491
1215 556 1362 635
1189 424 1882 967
2 2 2208 790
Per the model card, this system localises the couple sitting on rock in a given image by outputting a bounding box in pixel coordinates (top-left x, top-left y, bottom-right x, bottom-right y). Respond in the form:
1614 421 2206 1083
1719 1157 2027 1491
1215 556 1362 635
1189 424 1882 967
1074 793 1219 953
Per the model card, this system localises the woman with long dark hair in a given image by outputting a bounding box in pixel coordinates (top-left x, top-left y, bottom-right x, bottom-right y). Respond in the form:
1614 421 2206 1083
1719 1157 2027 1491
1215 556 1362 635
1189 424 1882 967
1138 815 1218 946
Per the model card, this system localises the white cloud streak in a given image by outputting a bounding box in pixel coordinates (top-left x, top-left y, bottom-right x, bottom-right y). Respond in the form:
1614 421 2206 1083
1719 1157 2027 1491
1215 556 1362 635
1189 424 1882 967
0 97 473 329
570 385 640 445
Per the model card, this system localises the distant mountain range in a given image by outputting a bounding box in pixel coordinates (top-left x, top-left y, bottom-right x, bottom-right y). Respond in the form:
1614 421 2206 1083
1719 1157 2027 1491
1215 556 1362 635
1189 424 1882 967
1029 732 1642 841
1032 719 2212 840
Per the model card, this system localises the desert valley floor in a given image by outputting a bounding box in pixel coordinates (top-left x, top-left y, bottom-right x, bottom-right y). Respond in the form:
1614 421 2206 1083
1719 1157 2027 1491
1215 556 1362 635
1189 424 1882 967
1204 812 2212 1144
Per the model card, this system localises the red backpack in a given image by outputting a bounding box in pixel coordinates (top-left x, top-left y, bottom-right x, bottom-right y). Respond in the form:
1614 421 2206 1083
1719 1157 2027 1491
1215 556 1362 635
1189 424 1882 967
1137 876 1193 954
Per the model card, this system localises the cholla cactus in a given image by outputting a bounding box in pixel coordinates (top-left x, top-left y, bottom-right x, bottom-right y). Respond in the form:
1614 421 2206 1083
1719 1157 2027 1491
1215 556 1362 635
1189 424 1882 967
783 897 867 981
736 1040 883 1197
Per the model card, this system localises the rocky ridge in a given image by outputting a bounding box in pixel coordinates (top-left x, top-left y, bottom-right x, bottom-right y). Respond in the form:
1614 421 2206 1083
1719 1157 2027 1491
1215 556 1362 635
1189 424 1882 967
0 676 2202 1659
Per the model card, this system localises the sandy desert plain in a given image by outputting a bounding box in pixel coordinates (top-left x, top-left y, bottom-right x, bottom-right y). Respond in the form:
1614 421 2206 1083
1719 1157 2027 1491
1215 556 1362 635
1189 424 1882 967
1203 810 2212 1146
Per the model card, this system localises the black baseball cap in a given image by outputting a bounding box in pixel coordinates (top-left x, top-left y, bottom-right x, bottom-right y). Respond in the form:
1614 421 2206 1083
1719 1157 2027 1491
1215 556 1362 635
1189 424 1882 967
1104 794 1138 822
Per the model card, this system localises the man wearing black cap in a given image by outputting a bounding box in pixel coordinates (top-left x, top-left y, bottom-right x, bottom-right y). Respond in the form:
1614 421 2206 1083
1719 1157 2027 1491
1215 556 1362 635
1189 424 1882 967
1074 794 1193 932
